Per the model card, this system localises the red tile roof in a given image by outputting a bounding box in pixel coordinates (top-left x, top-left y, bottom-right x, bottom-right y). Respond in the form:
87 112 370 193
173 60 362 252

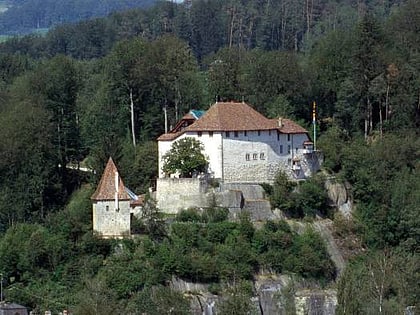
157 102 308 141
91 158 130 201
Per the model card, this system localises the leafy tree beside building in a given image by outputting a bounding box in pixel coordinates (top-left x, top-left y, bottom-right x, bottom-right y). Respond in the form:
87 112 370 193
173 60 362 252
162 137 208 178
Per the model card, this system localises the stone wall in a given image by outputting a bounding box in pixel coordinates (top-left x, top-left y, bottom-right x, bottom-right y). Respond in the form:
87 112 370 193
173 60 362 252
169 275 337 315
156 180 279 221
156 178 211 214
92 200 131 237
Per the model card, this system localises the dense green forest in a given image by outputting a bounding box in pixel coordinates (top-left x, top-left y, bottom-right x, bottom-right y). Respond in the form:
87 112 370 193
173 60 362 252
0 0 418 313
0 0 156 35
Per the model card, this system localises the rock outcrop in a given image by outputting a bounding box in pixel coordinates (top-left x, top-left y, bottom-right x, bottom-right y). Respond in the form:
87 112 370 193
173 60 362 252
324 177 353 218
169 275 338 315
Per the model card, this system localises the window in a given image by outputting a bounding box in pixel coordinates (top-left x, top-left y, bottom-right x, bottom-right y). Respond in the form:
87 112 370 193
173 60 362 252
244 131 247 136
106 205 109 211
209 131 213 137
245 153 250 161
258 130 261 136
287 134 291 141
197 131 202 137
277 131 280 141
234 131 239 137
269 130 271 136
253 153 258 160
288 145 291 154
280 145 283 154
260 153 265 160
226 131 230 137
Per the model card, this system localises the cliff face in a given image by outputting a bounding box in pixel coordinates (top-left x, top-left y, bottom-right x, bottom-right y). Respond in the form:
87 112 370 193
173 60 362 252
170 276 338 315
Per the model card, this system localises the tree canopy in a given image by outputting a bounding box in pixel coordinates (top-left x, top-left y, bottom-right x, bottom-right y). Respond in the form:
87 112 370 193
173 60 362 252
162 137 208 178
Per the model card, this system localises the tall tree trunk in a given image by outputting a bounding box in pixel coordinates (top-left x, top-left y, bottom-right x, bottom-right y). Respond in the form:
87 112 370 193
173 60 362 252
229 8 235 48
129 88 136 147
379 102 383 138
385 82 390 121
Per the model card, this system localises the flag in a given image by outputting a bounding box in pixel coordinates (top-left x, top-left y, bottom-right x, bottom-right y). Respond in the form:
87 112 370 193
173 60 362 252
312 101 316 123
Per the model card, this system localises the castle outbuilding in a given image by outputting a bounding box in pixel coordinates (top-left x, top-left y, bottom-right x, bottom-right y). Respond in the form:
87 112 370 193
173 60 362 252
91 158 142 238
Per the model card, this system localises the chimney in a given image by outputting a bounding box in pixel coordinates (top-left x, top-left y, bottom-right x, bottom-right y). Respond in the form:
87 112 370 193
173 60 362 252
115 171 119 211
278 117 283 128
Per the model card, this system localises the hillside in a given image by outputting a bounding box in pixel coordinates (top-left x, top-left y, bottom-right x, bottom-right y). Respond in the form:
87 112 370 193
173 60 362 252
0 0 418 313
0 0 156 35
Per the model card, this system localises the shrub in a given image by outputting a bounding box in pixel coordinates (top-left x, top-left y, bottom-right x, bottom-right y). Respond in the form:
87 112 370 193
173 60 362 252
202 206 229 223
176 208 202 222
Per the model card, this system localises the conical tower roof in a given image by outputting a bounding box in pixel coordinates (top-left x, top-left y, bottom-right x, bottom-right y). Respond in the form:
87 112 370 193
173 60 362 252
91 157 130 201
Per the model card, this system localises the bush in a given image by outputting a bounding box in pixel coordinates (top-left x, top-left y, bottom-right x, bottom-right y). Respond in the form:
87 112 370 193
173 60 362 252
202 206 229 223
176 208 202 222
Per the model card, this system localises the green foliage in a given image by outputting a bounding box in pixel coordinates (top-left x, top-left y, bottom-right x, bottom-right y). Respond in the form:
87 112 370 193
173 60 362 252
337 250 420 314
73 278 119 315
270 170 296 212
341 132 419 249
317 125 348 172
0 1 418 312
126 285 190 315
202 206 229 223
176 208 202 223
141 194 167 241
218 281 257 315
162 137 208 178
119 140 158 194
292 177 330 218
287 229 335 280
269 171 330 219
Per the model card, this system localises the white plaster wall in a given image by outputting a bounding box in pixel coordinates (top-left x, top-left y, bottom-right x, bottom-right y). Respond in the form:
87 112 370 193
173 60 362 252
92 200 131 237
158 140 173 178
158 130 311 183
158 132 223 179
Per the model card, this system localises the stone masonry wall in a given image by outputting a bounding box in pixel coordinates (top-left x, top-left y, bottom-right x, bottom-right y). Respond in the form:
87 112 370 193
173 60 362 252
156 178 211 214
92 200 131 237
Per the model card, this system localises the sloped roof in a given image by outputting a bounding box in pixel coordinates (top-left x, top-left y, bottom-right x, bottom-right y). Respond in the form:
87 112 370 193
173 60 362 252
186 102 271 131
269 118 308 134
91 158 130 201
157 102 308 141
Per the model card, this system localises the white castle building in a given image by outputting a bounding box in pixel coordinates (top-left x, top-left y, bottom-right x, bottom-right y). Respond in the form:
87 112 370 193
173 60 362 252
157 101 319 183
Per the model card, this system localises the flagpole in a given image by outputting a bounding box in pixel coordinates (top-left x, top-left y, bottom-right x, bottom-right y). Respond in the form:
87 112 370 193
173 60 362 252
313 101 316 151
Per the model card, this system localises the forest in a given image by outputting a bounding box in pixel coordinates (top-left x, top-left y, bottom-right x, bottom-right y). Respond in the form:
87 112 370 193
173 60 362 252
0 0 418 313
0 0 156 35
